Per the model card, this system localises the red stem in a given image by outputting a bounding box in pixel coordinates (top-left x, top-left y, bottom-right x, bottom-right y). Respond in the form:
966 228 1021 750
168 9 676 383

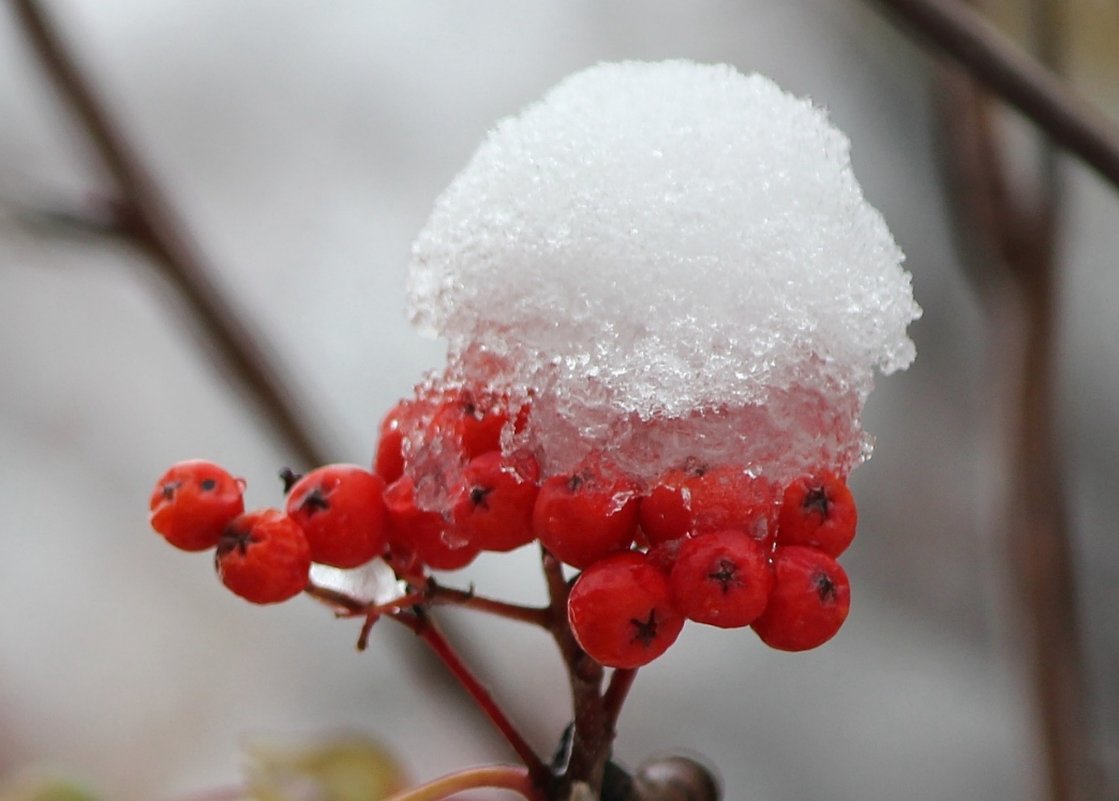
390 610 552 791
305 578 551 629
304 583 366 613
427 583 551 628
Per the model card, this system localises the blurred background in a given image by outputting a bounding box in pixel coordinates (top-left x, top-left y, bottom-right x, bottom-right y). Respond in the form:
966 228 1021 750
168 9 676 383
0 2 1116 800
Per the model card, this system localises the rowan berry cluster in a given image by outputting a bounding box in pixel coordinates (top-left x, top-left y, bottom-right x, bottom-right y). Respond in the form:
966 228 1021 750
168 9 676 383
149 386 857 670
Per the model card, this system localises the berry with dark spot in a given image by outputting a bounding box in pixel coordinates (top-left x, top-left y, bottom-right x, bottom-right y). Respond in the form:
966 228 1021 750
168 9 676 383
215 509 311 604
285 464 389 568
639 463 778 546
429 389 510 462
668 530 773 628
534 462 639 569
777 471 857 557
450 451 539 552
567 551 684 668
383 475 479 571
149 459 245 552
686 465 778 544
751 546 850 651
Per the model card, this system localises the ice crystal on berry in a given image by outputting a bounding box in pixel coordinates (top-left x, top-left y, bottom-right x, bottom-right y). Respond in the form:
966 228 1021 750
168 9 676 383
407 60 919 486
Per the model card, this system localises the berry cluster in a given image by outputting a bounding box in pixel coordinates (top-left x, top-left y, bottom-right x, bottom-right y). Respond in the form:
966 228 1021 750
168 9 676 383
564 466 855 666
148 389 857 667
149 460 389 604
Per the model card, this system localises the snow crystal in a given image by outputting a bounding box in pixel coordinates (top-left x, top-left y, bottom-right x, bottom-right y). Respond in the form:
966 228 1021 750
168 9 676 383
406 60 920 485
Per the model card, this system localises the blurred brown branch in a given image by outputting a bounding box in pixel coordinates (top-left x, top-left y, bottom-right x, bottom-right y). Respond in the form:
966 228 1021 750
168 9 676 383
916 0 1095 799
10 0 512 757
12 0 329 470
864 0 1119 192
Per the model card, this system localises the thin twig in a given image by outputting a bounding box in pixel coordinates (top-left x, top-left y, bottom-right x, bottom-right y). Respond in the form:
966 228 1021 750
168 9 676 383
12 0 329 469
427 583 553 629
304 582 367 614
862 0 1119 192
306 577 552 629
390 609 553 791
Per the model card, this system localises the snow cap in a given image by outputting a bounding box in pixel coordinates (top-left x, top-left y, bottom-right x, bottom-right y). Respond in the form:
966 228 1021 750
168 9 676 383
407 60 920 484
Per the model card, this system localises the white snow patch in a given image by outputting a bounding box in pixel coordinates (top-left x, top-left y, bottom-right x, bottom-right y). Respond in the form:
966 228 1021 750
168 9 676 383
407 60 919 484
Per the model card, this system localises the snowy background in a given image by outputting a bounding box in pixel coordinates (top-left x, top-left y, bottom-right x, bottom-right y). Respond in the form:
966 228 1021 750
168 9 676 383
1 2 1117 800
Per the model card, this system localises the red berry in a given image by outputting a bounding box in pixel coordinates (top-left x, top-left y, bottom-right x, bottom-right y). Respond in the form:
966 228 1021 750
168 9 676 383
533 466 639 569
374 400 425 482
215 509 311 604
668 530 773 628
687 465 778 543
751 546 850 651
285 464 389 568
568 551 684 668
149 460 245 552
777 472 857 557
450 452 539 552
429 389 509 461
639 463 778 546
384 476 479 571
638 466 699 545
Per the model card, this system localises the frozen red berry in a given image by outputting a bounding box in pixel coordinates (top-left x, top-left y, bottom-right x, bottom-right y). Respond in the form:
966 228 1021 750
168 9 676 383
450 451 539 552
639 463 777 546
215 509 311 604
751 546 850 651
429 389 509 462
384 476 479 571
149 459 245 552
777 472 857 557
534 465 639 569
374 400 426 482
285 464 388 568
568 551 684 668
638 464 701 545
687 465 778 543
668 530 773 628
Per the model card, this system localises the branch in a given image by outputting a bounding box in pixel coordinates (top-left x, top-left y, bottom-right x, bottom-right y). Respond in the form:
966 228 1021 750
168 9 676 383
304 582 367 614
541 549 608 797
862 0 1119 192
427 581 553 629
305 577 552 629
390 610 553 791
13 0 329 469
929 2 1094 799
